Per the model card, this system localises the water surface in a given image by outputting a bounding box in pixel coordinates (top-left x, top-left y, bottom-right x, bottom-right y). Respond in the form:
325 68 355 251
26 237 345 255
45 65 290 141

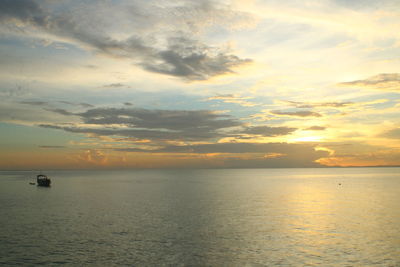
0 168 399 266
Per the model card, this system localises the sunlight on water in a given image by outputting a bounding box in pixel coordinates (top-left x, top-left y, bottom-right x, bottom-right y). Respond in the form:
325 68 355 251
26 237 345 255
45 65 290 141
0 168 399 266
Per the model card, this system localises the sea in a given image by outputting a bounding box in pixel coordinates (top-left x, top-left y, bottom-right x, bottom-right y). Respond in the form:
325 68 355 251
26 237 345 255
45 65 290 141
0 168 399 266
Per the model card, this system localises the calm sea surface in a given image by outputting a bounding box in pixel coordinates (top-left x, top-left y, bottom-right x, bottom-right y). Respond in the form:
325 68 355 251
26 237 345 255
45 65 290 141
0 168 399 266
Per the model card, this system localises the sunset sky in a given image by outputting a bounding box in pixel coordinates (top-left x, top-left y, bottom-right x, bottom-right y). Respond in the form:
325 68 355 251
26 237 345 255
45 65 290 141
1 0 399 169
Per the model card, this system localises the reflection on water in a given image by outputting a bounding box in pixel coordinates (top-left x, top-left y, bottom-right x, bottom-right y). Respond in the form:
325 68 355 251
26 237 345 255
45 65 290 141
0 168 399 266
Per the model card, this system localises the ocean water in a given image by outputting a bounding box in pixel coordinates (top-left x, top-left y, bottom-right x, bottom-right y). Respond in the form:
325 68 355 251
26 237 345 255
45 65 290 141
0 168 399 266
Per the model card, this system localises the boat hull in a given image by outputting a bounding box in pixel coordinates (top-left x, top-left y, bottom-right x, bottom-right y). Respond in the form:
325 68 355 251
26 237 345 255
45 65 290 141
37 176 51 187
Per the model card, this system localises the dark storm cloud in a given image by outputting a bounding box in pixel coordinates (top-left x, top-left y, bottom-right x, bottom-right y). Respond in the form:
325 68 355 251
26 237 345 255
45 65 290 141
241 125 297 136
0 0 251 81
338 73 400 91
270 110 322 117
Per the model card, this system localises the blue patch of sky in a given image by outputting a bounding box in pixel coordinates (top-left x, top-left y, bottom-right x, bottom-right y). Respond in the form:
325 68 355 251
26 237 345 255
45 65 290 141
0 122 84 149
302 33 353 50
252 19 314 48
0 35 87 57
365 45 400 62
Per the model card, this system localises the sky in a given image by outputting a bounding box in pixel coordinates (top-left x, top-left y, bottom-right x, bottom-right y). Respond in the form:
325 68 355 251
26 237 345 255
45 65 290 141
0 0 399 169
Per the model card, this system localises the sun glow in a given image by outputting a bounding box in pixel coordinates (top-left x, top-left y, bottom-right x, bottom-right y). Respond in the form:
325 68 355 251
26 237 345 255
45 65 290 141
291 136 324 142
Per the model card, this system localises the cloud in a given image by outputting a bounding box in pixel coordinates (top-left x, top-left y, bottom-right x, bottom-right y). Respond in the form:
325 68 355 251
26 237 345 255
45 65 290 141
380 127 400 139
39 107 242 141
20 101 48 105
115 142 329 168
0 0 252 81
0 101 78 125
78 103 94 108
338 73 400 91
78 107 240 131
0 0 47 26
116 142 311 154
20 100 94 109
44 108 75 116
207 94 258 107
305 126 326 131
39 123 225 141
102 83 126 88
58 101 94 108
241 125 297 136
78 149 108 166
316 141 400 167
281 100 354 108
38 145 66 149
36 105 304 148
141 37 252 80
270 110 322 117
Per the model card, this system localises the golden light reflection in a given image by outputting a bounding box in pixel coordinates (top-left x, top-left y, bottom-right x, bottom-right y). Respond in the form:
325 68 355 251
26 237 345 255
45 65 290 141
282 180 340 247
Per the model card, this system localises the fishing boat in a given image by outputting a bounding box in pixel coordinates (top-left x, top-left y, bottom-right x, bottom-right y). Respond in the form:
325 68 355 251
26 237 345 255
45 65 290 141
37 174 51 187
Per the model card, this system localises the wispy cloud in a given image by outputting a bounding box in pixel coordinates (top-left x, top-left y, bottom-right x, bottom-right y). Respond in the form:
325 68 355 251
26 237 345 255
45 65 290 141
270 110 322 117
102 83 127 88
20 101 48 105
338 73 400 91
58 101 94 108
280 100 354 108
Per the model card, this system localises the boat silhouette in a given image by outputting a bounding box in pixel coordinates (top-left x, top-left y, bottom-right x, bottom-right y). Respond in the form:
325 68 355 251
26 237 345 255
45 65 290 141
37 174 51 187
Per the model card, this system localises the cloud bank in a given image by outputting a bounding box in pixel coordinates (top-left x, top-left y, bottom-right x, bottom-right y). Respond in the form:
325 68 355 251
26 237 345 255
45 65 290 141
0 0 252 81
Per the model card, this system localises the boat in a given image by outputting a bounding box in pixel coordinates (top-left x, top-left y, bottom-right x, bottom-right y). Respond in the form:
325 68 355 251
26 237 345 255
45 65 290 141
37 174 51 187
